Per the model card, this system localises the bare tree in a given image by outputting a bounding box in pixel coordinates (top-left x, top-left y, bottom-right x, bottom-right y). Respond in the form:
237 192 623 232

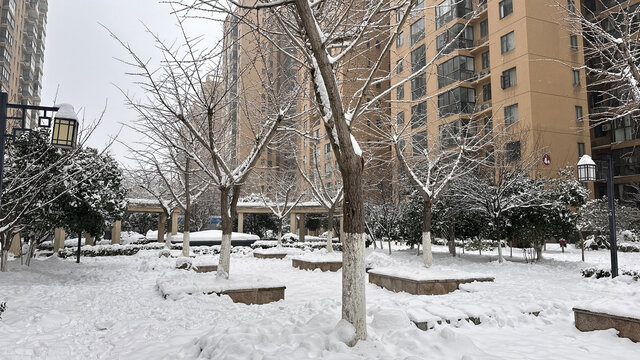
296 142 343 252
259 171 304 246
111 17 299 278
564 0 640 123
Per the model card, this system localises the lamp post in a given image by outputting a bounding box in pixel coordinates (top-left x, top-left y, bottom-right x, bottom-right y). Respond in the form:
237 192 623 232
577 154 618 278
0 92 79 261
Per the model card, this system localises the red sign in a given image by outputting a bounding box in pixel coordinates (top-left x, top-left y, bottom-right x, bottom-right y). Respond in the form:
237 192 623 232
542 154 551 166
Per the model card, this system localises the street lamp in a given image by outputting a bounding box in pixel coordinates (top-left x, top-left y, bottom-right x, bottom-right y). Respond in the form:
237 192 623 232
0 92 80 261
577 154 618 278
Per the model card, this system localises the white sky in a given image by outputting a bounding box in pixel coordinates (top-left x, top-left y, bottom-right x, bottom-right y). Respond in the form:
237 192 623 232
41 0 221 167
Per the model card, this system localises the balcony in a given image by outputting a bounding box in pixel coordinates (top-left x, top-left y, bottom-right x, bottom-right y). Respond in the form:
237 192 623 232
468 69 491 84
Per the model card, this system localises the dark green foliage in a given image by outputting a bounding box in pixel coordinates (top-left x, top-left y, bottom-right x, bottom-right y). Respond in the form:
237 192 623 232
236 213 277 238
305 214 326 232
397 191 423 247
123 212 158 235
582 267 640 281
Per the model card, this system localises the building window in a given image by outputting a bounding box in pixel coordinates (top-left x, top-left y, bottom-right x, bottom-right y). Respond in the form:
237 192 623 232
500 31 515 53
411 45 426 73
575 105 583 121
397 84 404 100
411 101 427 129
435 0 473 29
436 55 474 88
396 9 404 23
397 32 404 47
436 23 474 55
325 143 331 160
438 87 476 118
505 103 519 125
367 59 371 68
375 40 381 49
481 51 490 69
568 0 575 13
570 35 578 50
411 73 427 100
578 142 585 158
439 119 469 149
396 59 404 74
483 83 492 101
324 162 332 177
480 19 489 38
396 111 405 126
613 115 640 142
573 69 580 85
506 141 521 162
499 0 513 19
410 18 425 46
501 67 517 89
412 131 427 156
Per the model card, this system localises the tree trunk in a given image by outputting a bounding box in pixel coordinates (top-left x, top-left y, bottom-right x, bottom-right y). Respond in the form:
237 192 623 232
416 241 420 256
25 240 37 267
277 218 283 247
448 223 456 257
218 188 233 279
422 199 433 267
183 205 191 257
326 209 334 252
536 245 543 261
387 234 391 255
495 222 503 263
579 229 585 262
340 159 366 342
0 249 7 272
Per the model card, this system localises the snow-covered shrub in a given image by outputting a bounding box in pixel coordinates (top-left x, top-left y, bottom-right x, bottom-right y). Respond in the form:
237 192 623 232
433 238 447 246
619 230 638 243
251 240 342 251
618 242 640 253
584 235 609 250
58 245 141 258
281 233 298 244
158 249 171 258
175 257 193 270
0 302 5 320
582 267 640 281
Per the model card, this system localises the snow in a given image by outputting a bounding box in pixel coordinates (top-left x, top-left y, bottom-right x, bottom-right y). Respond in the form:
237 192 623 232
146 230 260 242
578 154 596 166
292 248 343 262
253 247 302 255
0 244 639 359
369 266 491 281
575 295 640 319
157 272 285 300
54 103 78 120
351 134 362 156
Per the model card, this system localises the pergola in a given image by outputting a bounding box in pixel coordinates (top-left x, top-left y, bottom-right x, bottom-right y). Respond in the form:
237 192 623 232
50 198 180 252
235 201 343 241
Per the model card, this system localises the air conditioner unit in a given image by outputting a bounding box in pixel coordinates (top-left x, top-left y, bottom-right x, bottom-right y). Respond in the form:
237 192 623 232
602 123 612 131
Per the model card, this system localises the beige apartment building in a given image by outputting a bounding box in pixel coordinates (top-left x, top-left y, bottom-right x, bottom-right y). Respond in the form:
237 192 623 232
0 0 47 126
390 0 592 181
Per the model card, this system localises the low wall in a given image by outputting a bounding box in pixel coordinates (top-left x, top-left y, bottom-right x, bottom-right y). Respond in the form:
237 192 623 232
573 308 640 342
292 259 342 272
254 252 287 259
221 287 286 305
194 265 218 273
369 272 494 296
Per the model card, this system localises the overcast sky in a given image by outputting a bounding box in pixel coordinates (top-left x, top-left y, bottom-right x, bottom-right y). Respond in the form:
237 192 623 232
41 0 220 167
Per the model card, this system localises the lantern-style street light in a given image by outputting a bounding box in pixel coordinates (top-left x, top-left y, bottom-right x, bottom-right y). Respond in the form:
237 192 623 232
0 92 79 208
577 154 618 278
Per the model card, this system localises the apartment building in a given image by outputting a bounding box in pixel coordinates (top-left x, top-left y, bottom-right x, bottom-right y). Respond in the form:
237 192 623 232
390 0 592 181
582 0 640 200
0 0 47 127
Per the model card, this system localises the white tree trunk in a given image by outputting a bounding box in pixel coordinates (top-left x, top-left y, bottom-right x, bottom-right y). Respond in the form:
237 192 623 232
342 232 366 343
25 241 37 267
326 228 333 252
182 232 190 257
1 249 8 272
277 230 282 248
497 240 504 263
217 233 232 279
422 231 433 267
165 232 171 249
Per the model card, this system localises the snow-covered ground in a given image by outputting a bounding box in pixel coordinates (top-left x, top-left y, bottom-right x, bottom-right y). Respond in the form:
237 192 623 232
0 244 639 359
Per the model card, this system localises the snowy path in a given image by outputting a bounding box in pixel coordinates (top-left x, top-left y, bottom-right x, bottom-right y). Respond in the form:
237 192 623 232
0 245 638 359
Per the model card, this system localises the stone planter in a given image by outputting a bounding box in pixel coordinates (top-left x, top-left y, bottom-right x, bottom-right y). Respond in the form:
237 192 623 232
220 287 286 305
194 264 218 273
368 272 494 296
292 259 342 272
573 308 640 342
254 252 287 259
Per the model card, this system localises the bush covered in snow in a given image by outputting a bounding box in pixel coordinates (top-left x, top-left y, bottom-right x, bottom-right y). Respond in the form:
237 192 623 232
582 267 640 281
0 301 5 320
618 242 640 253
58 245 142 258
175 257 193 270
251 240 342 251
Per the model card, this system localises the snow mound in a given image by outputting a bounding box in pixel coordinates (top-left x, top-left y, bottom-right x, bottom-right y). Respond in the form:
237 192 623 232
369 266 491 281
157 272 284 300
292 249 342 262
